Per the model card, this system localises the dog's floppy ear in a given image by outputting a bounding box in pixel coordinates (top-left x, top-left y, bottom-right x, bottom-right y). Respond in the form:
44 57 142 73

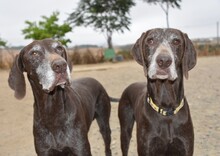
131 31 150 77
67 57 73 73
131 33 145 65
59 43 73 72
62 46 68 61
63 49 73 72
182 33 197 79
8 51 26 99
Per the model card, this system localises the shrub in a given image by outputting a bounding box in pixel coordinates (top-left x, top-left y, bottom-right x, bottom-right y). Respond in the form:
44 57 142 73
117 50 133 60
0 49 16 69
68 47 104 65
82 49 97 64
195 44 220 56
70 51 81 65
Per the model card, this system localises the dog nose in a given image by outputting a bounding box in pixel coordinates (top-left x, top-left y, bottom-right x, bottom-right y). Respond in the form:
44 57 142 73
52 59 67 73
156 54 172 69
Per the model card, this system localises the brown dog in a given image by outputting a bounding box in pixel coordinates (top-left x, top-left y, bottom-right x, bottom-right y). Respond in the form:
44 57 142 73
118 28 196 156
8 39 112 156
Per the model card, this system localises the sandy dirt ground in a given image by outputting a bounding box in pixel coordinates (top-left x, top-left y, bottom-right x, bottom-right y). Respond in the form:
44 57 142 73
0 56 219 156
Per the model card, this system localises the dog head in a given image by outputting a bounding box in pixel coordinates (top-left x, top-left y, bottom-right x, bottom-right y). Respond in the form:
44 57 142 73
8 39 72 99
132 28 197 81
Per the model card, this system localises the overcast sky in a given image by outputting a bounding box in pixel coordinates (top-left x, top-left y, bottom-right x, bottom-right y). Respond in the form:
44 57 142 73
0 0 219 47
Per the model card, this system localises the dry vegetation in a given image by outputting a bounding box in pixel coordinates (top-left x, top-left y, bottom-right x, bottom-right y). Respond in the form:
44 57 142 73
195 44 220 56
0 44 220 69
0 49 17 69
68 47 105 64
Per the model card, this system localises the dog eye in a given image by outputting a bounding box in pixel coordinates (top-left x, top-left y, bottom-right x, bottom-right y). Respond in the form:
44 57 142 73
55 45 65 55
147 38 154 45
56 46 64 52
172 39 181 45
30 51 40 56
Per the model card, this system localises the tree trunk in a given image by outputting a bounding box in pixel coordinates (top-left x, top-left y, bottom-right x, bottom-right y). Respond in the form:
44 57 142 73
165 2 169 28
160 2 170 28
107 31 113 49
107 35 113 49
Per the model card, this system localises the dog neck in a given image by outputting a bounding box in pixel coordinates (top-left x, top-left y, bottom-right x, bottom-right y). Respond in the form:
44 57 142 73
147 72 184 111
28 76 77 127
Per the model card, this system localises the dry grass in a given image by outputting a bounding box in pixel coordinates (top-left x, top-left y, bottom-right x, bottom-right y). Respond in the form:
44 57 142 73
68 47 104 65
195 44 220 56
0 49 17 69
1 44 220 69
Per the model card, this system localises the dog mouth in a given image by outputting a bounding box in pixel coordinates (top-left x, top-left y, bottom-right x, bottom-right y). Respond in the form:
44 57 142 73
56 72 69 83
44 73 70 93
150 68 168 79
149 68 177 81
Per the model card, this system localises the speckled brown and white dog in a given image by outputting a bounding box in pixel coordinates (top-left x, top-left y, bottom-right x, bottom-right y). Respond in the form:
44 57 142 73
118 28 197 156
8 39 112 156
